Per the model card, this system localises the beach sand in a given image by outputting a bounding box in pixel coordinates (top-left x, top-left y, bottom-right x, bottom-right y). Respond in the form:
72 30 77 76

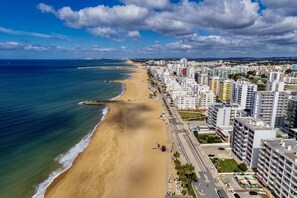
45 67 169 198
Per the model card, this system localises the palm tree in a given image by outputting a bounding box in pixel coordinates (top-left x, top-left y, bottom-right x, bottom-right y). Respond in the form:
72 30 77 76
173 151 180 160
184 164 195 182
180 175 189 187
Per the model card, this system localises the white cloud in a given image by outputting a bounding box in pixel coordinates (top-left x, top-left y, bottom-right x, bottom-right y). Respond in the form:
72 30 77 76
37 3 56 14
127 31 140 38
0 41 49 51
261 0 297 16
0 27 69 40
87 27 118 37
32 1 297 56
121 0 171 9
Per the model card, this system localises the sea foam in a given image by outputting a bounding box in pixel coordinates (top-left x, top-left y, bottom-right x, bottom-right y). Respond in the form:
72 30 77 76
32 107 108 198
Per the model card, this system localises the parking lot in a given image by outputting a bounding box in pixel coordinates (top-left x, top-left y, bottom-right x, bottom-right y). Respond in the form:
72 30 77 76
203 145 233 159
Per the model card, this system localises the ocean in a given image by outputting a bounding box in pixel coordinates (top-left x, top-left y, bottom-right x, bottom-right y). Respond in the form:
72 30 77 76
0 60 131 198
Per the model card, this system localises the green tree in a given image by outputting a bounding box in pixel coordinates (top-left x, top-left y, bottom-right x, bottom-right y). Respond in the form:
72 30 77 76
285 69 292 74
247 70 256 76
173 151 180 160
182 189 187 195
261 74 267 78
238 163 248 171
185 164 195 182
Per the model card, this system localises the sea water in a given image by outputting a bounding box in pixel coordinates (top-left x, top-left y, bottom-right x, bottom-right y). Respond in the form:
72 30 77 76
0 59 130 198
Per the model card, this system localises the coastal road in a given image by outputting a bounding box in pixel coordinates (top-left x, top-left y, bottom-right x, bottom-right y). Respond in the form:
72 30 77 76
160 94 221 198
152 75 228 198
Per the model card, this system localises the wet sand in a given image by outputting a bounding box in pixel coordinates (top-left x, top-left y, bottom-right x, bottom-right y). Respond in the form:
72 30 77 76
45 67 169 198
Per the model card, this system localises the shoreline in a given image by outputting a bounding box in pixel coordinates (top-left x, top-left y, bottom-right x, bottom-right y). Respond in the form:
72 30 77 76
33 106 109 198
33 65 132 198
43 65 169 198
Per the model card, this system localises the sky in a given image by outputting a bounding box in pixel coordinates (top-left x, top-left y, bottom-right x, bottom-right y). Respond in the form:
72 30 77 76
0 0 297 59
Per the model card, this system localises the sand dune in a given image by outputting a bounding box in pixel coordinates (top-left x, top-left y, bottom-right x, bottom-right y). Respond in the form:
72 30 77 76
45 67 169 198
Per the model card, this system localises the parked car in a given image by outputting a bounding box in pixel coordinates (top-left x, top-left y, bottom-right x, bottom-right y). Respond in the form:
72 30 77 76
218 147 225 150
208 154 215 157
233 193 241 198
217 189 228 198
249 191 258 195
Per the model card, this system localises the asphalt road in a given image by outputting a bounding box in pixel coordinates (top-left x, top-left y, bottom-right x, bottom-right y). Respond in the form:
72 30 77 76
160 93 221 198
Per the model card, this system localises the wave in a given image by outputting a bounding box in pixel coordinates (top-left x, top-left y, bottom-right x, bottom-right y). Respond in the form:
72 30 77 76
110 83 125 100
32 107 109 198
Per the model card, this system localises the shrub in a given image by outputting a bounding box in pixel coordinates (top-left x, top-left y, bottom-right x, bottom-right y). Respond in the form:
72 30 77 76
238 163 248 171
192 173 198 182
182 189 187 195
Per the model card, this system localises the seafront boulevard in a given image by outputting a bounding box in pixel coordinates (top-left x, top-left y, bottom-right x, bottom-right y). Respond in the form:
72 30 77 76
148 68 228 198
45 65 170 198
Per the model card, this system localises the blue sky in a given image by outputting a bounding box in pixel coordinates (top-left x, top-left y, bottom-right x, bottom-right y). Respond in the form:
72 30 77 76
0 0 297 59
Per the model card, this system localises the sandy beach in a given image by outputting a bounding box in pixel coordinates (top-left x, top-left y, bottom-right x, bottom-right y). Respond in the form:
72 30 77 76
45 66 169 198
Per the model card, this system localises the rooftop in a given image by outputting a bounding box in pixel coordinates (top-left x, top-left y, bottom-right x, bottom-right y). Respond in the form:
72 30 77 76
262 139 297 162
213 102 244 109
235 117 274 131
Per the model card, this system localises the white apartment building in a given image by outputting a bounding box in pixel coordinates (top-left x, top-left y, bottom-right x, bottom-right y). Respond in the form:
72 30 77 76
194 84 210 97
180 77 197 90
257 139 297 198
186 67 196 78
180 58 188 68
252 91 289 128
198 90 216 109
207 103 244 128
268 71 283 82
175 96 197 110
231 81 257 111
231 117 276 168
266 81 285 91
196 72 209 85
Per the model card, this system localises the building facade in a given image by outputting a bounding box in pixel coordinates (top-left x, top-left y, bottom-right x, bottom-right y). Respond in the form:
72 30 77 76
207 103 244 128
257 139 297 198
198 90 216 109
285 96 297 129
208 76 220 95
252 91 289 128
175 96 197 110
231 81 257 111
219 80 232 101
231 117 276 168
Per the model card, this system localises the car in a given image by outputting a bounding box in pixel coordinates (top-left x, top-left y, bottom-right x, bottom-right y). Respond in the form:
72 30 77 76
208 154 215 157
249 191 258 195
233 193 241 198
217 189 228 198
218 147 225 150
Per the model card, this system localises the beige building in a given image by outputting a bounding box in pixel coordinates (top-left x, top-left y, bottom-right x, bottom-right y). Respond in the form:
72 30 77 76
208 76 220 95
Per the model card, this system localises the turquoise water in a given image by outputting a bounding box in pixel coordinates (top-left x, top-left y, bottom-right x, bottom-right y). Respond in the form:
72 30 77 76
0 60 130 198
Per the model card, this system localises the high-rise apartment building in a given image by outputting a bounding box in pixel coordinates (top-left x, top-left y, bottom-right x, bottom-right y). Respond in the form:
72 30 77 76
231 117 276 168
231 81 257 111
219 79 232 101
208 103 244 128
208 76 220 95
252 91 289 128
257 139 297 198
266 81 285 91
